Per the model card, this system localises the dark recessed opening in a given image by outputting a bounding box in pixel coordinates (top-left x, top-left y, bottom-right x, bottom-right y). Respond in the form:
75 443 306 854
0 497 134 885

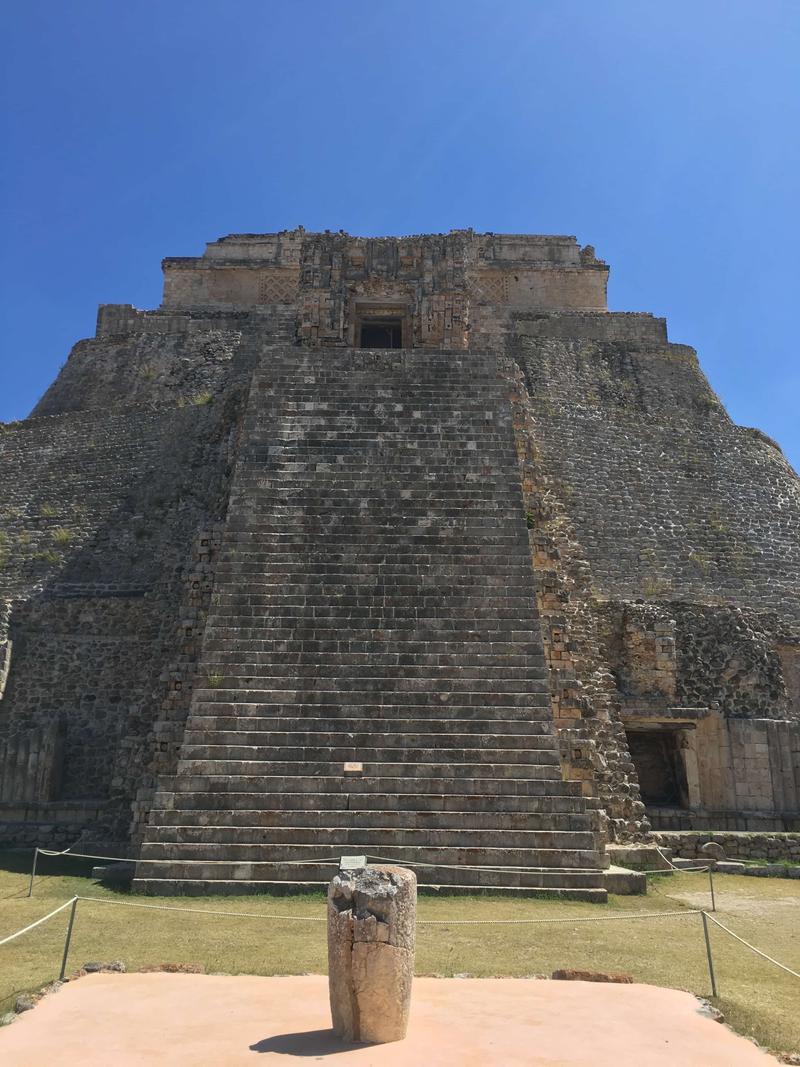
359 318 403 349
626 729 687 807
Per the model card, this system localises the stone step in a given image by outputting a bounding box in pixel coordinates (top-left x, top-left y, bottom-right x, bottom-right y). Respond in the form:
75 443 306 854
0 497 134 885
145 825 597 850
185 715 556 736
204 615 540 630
182 729 557 750
248 406 504 416
200 648 545 667
250 422 511 431
153 787 584 813
212 553 528 567
198 660 546 680
148 807 592 830
201 635 544 650
230 492 521 502
245 421 506 432
188 701 554 720
190 689 552 708
216 554 535 571
245 431 510 442
169 774 572 796
203 623 550 635
210 606 541 623
207 578 536 594
212 564 535 577
231 486 523 499
176 759 563 779
232 476 517 488
138 843 603 870
222 532 526 544
218 532 528 544
191 675 550 694
225 505 525 518
179 745 562 767
245 451 518 463
132 877 607 901
201 627 547 643
211 593 537 608
223 513 526 527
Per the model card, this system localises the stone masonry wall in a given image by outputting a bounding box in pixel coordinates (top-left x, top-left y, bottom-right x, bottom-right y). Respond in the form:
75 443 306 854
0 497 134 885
511 331 800 629
0 390 243 842
32 304 297 416
652 830 800 862
505 312 800 833
502 347 647 840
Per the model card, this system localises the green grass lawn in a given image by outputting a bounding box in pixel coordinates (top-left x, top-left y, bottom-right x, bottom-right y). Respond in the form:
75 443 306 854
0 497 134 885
1 850 798 1055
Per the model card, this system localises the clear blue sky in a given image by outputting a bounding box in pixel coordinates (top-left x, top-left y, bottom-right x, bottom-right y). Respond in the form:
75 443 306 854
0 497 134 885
2 1 798 469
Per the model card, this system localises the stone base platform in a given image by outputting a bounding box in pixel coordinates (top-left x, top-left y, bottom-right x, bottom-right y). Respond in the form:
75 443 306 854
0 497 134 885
0 973 777 1066
603 864 648 895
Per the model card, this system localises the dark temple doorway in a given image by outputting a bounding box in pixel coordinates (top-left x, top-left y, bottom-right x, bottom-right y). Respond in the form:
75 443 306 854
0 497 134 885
359 317 403 349
626 729 687 807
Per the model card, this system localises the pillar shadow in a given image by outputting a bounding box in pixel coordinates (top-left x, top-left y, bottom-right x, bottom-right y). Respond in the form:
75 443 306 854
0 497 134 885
249 1029 371 1057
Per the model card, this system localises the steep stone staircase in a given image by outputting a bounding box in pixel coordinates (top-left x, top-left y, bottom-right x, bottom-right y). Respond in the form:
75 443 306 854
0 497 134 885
135 347 606 899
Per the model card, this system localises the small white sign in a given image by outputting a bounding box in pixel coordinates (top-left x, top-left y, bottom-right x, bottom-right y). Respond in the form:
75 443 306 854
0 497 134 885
340 855 367 871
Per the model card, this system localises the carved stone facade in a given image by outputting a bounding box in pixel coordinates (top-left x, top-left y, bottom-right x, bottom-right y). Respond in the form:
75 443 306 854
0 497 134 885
162 229 607 352
1 229 798 868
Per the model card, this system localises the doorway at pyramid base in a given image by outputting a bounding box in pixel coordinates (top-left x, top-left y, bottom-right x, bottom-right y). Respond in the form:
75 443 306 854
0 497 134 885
131 344 608 900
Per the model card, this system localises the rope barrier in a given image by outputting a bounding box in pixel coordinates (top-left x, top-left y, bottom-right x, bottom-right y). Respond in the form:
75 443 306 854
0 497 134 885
704 913 800 980
74 895 326 922
416 909 701 926
642 864 710 874
37 846 603 876
365 854 601 874
0 897 78 947
9 899 797 993
641 845 710 875
37 848 345 867
74 895 700 927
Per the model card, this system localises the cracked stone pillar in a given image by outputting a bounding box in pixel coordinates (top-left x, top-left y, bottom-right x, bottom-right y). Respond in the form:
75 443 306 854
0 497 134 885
327 863 416 1044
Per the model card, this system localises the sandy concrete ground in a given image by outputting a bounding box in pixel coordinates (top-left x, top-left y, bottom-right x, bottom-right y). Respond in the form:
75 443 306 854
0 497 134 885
0 973 778 1066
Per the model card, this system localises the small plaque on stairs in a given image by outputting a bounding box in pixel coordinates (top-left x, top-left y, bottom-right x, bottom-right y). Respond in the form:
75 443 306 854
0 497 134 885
339 855 367 871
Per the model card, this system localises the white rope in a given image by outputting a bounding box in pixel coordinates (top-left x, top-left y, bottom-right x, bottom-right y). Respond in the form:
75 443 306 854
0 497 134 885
0 897 77 947
39 847 602 876
37 848 343 868
642 864 710 874
38 848 133 862
76 895 699 928
365 855 601 874
417 909 701 926
705 913 800 979
649 845 709 874
75 896 326 922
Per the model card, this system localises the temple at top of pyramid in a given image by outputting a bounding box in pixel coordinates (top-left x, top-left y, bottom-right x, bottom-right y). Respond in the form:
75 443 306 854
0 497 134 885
1 229 799 894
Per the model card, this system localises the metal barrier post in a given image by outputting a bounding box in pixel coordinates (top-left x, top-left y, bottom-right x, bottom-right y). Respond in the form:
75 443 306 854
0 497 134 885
701 911 718 997
27 848 39 898
708 866 716 912
59 898 79 981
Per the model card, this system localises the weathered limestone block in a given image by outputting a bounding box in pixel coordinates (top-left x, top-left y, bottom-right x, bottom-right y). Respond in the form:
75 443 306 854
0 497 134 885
327 864 416 1044
700 840 726 862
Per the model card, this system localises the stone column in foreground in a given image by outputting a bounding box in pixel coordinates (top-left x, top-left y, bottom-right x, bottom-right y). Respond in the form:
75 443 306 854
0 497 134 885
327 863 416 1043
